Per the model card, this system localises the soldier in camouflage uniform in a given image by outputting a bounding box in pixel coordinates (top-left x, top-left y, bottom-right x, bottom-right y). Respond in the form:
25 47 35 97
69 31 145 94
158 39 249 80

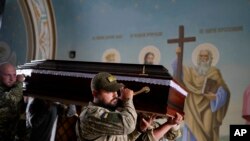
0 62 24 141
76 72 141 141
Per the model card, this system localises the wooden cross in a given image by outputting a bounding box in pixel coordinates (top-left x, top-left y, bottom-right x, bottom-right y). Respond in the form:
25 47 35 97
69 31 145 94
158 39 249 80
167 25 196 82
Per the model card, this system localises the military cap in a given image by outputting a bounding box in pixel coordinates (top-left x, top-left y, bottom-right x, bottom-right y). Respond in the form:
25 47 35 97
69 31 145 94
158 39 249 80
91 72 124 92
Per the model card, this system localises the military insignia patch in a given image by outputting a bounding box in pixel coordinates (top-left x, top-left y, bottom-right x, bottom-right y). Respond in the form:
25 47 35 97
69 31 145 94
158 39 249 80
101 112 121 123
107 113 121 122
107 75 116 82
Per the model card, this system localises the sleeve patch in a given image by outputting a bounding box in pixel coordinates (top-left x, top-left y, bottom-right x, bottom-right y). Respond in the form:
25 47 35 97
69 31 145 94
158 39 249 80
101 112 122 123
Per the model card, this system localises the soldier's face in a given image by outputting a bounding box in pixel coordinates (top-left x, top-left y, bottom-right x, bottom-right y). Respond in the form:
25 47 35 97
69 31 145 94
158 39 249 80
96 89 119 109
0 66 17 87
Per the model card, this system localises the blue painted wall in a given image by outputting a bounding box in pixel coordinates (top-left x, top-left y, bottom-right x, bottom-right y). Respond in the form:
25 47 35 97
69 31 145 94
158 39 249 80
1 0 250 139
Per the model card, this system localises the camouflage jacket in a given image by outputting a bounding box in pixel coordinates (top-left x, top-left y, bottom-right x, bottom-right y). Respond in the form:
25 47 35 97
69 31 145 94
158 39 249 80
0 82 23 135
137 119 182 141
76 99 140 141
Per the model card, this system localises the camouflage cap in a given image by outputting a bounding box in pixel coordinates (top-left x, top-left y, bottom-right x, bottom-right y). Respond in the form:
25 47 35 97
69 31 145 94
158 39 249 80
91 72 124 92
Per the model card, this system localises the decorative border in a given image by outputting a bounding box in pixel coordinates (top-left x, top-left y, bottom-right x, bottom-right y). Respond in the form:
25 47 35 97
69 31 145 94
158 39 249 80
18 0 56 61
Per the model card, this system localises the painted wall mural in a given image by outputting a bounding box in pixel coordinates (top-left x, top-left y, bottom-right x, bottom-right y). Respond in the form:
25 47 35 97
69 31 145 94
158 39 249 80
139 45 161 65
19 0 56 60
0 0 250 140
50 0 250 140
102 48 121 63
172 43 230 141
51 1 250 140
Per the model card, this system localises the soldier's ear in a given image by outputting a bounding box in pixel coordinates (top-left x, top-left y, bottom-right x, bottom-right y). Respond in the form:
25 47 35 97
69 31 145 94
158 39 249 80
92 90 98 97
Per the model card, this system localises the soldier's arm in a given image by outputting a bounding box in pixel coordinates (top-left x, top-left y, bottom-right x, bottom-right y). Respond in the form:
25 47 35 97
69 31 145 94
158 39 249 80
128 129 142 141
119 98 138 133
84 99 137 135
154 113 183 140
163 125 182 140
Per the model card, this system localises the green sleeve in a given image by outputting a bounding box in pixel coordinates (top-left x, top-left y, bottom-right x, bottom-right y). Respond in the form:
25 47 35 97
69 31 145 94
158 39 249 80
128 129 142 141
164 127 182 140
80 99 137 136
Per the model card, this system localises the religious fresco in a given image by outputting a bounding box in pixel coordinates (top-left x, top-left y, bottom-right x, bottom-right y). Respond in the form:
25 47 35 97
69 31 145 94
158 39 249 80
102 48 121 63
19 0 56 60
50 1 249 140
192 43 219 67
167 25 230 141
172 43 230 141
1 0 250 140
28 0 54 59
138 45 161 65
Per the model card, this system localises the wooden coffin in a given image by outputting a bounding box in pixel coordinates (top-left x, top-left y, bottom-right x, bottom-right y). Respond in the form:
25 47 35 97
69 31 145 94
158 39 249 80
17 59 188 117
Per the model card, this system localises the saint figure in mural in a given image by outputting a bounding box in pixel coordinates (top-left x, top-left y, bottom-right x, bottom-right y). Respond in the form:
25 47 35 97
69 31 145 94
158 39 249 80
139 45 161 65
102 48 121 63
143 52 155 65
242 84 250 125
172 43 230 141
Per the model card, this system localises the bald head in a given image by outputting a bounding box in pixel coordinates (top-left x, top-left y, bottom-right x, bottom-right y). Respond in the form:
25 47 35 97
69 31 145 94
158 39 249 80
0 62 17 87
0 62 15 70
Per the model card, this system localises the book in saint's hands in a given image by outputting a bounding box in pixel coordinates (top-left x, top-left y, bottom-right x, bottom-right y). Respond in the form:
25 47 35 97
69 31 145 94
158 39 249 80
202 77 219 94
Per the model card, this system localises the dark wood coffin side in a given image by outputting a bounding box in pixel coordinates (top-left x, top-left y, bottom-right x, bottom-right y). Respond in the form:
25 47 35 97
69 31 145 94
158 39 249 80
18 59 188 117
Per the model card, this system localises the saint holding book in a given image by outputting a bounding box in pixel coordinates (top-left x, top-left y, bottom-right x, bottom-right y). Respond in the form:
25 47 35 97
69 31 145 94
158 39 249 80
202 77 219 94
172 43 230 141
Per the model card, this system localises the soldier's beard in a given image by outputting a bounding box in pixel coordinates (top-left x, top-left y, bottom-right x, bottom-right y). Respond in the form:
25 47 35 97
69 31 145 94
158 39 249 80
97 98 119 111
196 61 211 76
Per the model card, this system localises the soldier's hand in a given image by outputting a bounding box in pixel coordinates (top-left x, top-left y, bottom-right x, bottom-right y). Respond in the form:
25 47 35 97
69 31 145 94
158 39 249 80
17 74 25 82
167 112 183 126
138 113 156 132
120 88 134 100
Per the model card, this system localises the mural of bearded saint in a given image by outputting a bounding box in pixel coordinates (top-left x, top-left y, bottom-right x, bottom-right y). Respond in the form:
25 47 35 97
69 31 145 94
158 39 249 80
172 43 230 141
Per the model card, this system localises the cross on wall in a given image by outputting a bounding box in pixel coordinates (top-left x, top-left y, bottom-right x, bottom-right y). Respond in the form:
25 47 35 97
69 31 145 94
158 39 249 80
167 25 196 82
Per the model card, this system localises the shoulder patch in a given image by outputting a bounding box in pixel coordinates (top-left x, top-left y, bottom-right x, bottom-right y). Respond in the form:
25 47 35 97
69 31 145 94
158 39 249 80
103 112 122 123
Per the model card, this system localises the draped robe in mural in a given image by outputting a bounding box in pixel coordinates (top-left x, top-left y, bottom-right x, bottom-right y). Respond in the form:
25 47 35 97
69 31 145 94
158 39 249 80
181 66 230 141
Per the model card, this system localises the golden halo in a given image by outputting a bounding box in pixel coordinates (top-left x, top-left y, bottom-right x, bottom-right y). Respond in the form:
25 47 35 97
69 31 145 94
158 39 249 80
192 43 220 66
138 45 161 64
102 48 121 63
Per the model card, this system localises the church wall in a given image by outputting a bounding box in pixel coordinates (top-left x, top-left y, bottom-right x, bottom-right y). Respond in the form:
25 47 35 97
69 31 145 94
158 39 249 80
1 0 250 140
